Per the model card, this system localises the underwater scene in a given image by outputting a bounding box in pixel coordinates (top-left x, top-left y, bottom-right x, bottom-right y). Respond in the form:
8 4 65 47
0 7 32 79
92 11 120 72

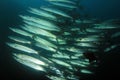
0 0 120 80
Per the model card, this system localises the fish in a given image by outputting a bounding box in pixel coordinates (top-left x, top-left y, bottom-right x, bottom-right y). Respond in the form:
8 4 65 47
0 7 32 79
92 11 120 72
9 27 33 38
85 28 103 33
47 0 76 5
34 42 57 52
80 69 93 74
73 53 83 57
49 2 77 9
8 36 31 44
70 61 88 67
104 44 119 52
34 36 57 49
49 58 72 69
20 15 60 31
6 42 38 54
70 28 80 31
52 52 70 59
75 35 101 42
47 75 66 80
28 8 57 20
75 19 96 24
13 53 47 66
93 23 120 29
23 20 59 31
66 47 85 54
48 38 66 44
13 55 46 71
52 52 80 59
63 32 71 36
40 7 72 18
21 24 57 38
74 42 97 48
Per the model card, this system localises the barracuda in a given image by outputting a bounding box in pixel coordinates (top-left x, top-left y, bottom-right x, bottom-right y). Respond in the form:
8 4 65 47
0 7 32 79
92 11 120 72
34 42 57 52
76 36 100 42
52 53 70 59
9 27 33 38
8 36 31 44
21 24 57 38
94 24 120 29
34 36 57 49
52 53 80 59
66 47 85 54
85 28 103 33
48 38 66 44
47 0 76 5
74 42 97 48
23 20 60 31
40 7 72 18
6 42 38 54
20 15 60 31
49 58 72 69
28 8 57 20
50 2 77 9
13 56 46 71
70 61 88 67
13 53 47 66
80 69 93 74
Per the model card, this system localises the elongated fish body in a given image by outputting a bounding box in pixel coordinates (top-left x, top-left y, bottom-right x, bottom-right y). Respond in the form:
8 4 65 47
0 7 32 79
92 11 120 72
23 20 59 31
28 8 57 20
8 36 31 44
13 56 46 71
47 0 76 5
80 69 93 74
70 61 88 67
74 42 97 48
9 27 33 38
47 76 66 80
75 19 96 24
66 47 85 54
48 38 66 44
20 15 60 31
34 36 57 49
13 53 47 66
85 28 103 33
35 42 56 52
52 52 79 59
6 42 38 54
50 2 77 9
40 7 72 18
21 24 57 38
76 36 100 42
93 24 120 29
50 58 72 69
52 53 70 59
104 45 119 52
70 59 90 65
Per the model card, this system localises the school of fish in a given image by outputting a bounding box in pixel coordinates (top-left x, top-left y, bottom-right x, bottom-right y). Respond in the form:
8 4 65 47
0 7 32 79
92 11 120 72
6 0 120 80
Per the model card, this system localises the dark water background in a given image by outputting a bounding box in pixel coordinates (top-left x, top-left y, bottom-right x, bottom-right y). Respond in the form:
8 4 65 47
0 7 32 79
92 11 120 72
0 0 120 80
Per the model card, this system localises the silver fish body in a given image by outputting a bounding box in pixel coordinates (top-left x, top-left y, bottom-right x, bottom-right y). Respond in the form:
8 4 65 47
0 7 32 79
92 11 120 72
9 27 33 38
8 36 31 44
6 42 38 54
